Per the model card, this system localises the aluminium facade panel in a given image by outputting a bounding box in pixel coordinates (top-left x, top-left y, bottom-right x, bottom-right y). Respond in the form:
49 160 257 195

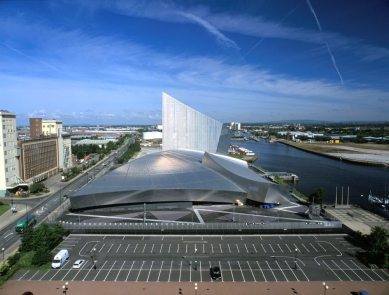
162 93 223 154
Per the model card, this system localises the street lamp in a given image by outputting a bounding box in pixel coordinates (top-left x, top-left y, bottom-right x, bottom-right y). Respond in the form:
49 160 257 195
2 248 4 262
194 283 198 295
194 248 197 270
232 202 235 222
323 282 328 295
93 248 97 269
62 282 69 294
294 248 298 269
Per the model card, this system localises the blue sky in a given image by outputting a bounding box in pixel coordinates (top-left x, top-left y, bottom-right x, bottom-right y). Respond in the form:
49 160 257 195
1 0 388 126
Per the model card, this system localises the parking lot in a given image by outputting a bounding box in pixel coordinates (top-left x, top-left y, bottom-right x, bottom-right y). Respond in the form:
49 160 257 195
13 234 389 283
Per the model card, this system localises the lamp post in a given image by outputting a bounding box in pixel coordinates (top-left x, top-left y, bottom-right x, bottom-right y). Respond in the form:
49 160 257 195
194 283 198 295
2 248 4 262
294 248 298 269
232 203 235 222
194 248 197 270
59 181 62 207
62 282 68 294
93 248 97 269
323 282 328 295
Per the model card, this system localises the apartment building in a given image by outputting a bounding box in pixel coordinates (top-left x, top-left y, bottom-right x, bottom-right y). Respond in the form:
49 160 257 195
0 110 26 197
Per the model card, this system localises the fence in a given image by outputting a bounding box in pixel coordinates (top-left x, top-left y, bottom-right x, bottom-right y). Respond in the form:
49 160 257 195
55 220 343 235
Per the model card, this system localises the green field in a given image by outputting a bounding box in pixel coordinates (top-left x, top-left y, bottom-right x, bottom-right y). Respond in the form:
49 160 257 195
0 204 10 216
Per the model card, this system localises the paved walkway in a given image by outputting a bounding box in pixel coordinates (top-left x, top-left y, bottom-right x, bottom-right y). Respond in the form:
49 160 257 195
1 280 387 295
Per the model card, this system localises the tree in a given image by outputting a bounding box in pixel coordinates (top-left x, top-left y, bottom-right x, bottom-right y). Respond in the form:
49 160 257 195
19 226 34 253
368 226 389 266
308 188 325 206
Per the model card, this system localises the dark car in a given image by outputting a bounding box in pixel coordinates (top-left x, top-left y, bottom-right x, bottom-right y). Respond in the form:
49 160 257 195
210 265 221 280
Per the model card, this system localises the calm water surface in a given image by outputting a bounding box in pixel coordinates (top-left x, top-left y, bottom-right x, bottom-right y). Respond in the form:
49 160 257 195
234 140 389 204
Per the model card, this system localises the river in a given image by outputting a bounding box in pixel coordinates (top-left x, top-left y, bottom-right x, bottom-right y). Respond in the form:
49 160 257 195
233 140 389 204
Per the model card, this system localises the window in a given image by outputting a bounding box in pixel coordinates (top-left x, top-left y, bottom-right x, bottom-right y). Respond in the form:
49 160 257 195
3 142 6 147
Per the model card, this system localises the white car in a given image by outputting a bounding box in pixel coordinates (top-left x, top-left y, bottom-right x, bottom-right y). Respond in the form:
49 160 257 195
72 259 85 269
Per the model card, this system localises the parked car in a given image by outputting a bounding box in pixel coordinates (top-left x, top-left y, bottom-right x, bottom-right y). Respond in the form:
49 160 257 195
72 259 85 269
210 265 221 280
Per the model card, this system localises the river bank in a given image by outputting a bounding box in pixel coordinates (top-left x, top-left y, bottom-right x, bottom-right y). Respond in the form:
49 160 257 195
279 140 389 167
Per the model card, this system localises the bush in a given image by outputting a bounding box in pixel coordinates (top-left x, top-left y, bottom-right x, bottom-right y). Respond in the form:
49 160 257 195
31 247 51 266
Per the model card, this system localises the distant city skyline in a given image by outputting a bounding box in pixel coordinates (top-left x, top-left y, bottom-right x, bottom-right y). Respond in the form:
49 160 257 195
1 0 388 125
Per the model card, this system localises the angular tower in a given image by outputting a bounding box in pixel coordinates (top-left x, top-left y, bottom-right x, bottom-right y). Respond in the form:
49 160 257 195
162 92 230 154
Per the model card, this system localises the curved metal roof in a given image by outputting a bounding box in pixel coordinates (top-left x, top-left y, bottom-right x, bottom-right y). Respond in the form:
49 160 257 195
71 149 290 210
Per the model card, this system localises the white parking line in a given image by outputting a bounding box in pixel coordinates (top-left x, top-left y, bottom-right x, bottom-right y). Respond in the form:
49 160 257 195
82 263 95 281
99 244 105 252
60 264 73 281
160 244 163 253
104 261 116 281
115 261 125 281
277 244 283 252
18 270 30 281
179 261 182 282
275 260 288 281
107 244 114 252
150 244 155 253
125 261 135 282
189 260 192 282
228 261 234 282
72 261 88 280
177 244 180 253
211 244 214 253
317 243 326 252
293 244 301 253
244 244 249 253
38 270 50 281
301 243 310 252
285 244 292 252
285 260 299 281
341 260 363 280
220 244 223 253
332 260 352 280
200 261 203 282
269 245 275 253
310 243 318 252
203 244 205 253
136 261 144 282
125 244 130 253
157 261 164 282
116 244 121 252
237 261 245 282
265 261 277 282
168 261 173 282
256 261 267 282
168 244 171 253
209 261 212 282
322 260 342 281
93 261 107 281
252 244 257 253
133 244 138 253
28 270 39 281
147 261 154 282
261 244 266 253
186 244 188 253
236 244 240 253
349 260 375 281
142 244 147 253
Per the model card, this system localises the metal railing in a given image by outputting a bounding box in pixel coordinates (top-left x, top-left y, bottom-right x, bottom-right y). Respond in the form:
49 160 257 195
55 220 343 235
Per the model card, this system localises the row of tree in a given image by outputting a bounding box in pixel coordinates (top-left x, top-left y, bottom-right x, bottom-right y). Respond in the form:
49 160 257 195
117 142 141 164
71 135 130 160
0 223 67 285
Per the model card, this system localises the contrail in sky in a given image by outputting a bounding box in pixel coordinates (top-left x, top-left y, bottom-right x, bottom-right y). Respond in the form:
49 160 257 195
306 0 344 84
1 42 62 73
235 4 301 66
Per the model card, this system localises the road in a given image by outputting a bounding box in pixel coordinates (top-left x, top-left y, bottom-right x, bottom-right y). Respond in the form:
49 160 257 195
0 141 130 257
12 234 389 283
